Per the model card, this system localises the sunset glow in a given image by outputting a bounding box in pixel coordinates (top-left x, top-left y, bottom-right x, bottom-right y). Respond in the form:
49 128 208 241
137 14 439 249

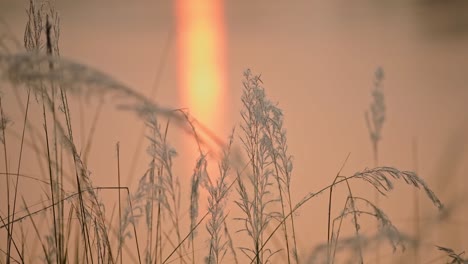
176 0 225 144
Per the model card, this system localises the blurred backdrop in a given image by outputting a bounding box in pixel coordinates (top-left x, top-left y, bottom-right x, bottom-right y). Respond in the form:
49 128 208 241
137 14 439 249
1 0 467 263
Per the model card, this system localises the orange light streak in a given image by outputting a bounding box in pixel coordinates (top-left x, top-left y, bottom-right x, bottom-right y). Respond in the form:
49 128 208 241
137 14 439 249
176 0 225 147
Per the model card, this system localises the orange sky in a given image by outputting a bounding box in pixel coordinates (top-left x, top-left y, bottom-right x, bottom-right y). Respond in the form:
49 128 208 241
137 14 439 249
1 0 467 262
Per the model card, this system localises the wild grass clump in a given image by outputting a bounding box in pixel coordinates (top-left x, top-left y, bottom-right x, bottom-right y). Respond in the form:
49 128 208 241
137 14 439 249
204 131 237 264
235 69 298 264
0 1 457 263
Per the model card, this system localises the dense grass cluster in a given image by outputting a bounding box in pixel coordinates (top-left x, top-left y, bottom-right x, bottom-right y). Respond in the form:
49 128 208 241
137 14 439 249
0 1 465 263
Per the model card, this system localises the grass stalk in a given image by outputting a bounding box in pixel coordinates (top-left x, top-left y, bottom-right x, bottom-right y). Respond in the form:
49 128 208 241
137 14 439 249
329 177 364 264
0 97 12 264
22 197 51 264
116 143 123 264
365 67 385 264
0 212 22 264
154 165 164 264
265 127 291 264
45 14 64 263
7 87 30 264
327 153 363 263
412 137 420 264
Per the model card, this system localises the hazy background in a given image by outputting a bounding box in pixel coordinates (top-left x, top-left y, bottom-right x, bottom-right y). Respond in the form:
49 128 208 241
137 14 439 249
1 0 467 262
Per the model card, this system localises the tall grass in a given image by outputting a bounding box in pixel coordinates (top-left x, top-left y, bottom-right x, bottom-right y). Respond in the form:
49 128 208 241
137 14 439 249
0 1 457 263
235 69 298 264
365 66 385 264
